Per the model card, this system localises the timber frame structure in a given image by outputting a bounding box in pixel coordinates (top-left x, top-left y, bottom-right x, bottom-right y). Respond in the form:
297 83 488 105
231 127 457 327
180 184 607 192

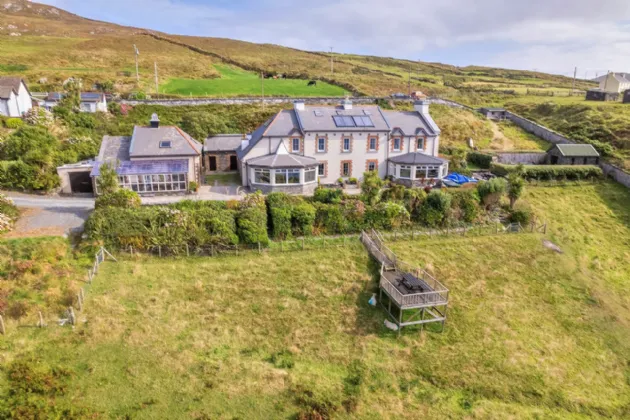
360 229 449 332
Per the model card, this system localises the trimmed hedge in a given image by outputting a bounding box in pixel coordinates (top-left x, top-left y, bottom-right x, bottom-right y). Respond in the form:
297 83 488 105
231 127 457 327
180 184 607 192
491 163 603 180
467 151 494 169
95 190 141 209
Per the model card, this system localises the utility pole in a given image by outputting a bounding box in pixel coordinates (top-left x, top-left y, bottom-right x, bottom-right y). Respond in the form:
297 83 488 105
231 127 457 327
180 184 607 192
261 72 265 110
572 66 577 95
603 70 610 92
330 47 334 74
408 66 412 96
154 62 159 96
133 44 140 83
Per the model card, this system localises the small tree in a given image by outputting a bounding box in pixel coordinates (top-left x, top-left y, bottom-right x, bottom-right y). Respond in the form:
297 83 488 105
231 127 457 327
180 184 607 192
507 173 525 209
360 171 383 205
477 178 506 209
97 162 119 195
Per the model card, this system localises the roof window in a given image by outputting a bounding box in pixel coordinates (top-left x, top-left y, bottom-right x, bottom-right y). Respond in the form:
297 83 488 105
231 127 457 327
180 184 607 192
159 141 172 148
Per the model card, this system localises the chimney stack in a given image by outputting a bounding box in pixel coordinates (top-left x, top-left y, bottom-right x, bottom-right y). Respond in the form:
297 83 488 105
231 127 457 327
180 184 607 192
414 100 429 115
294 100 305 111
342 97 353 110
150 113 160 128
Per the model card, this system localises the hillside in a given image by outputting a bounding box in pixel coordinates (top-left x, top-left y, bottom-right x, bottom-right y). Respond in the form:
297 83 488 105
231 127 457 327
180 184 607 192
0 0 594 97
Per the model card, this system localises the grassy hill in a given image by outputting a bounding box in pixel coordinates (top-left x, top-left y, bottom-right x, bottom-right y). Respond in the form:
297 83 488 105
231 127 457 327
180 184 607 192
0 0 595 98
1 183 630 418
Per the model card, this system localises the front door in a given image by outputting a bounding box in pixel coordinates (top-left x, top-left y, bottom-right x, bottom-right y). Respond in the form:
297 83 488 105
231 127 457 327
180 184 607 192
551 155 559 165
69 171 94 194
209 156 217 171
230 155 238 171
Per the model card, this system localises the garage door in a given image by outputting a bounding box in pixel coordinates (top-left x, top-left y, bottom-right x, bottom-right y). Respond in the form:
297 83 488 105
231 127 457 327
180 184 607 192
69 171 94 194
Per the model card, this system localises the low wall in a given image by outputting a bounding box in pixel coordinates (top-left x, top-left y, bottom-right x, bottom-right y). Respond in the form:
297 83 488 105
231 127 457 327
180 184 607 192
495 152 547 165
120 97 384 107
505 112 573 145
601 162 630 188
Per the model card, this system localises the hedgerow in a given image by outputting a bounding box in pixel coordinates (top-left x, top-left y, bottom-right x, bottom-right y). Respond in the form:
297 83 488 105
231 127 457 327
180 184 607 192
467 151 494 169
491 163 603 180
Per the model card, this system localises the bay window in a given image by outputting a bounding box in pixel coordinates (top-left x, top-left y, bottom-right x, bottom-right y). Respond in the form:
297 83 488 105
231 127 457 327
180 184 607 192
305 168 317 183
399 165 411 179
254 168 271 184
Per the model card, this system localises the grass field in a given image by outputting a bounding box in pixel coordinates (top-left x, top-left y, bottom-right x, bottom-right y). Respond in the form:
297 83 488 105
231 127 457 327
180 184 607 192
2 182 630 418
161 64 347 97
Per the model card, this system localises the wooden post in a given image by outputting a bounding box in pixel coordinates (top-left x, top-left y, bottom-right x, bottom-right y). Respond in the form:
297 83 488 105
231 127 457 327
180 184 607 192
186 244 190 257
38 311 44 328
258 242 262 254
211 245 215 257
68 307 76 326
77 293 83 311
158 246 162 258
0 315 5 335
80 288 85 303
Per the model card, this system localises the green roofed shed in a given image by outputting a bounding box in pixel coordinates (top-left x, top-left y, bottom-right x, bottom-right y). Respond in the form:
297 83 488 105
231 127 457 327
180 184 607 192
547 144 600 165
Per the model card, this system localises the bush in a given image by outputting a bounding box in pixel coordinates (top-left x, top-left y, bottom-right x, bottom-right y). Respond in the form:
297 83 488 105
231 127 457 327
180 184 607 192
189 181 198 192
292 202 316 236
477 178 506 209
509 202 534 226
313 187 343 204
314 203 347 235
366 202 410 230
0 160 58 191
490 163 603 180
4 118 23 129
0 193 18 233
419 190 452 227
95 189 141 209
236 192 269 245
467 151 493 169
450 190 480 223
360 171 383 205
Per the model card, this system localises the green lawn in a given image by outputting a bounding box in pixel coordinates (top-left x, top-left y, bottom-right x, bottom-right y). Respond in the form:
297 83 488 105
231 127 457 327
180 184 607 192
2 183 630 418
204 172 241 185
162 64 347 97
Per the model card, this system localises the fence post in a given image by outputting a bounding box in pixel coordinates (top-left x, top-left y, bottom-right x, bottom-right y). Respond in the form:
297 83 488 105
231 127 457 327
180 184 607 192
77 293 83 311
0 315 5 335
158 246 162 258
258 242 262 254
38 311 45 328
211 245 215 257
68 307 76 326
80 288 85 303
186 244 190 257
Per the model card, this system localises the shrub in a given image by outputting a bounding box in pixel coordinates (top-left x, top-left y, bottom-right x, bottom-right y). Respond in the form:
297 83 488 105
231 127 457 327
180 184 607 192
477 178 506 209
419 190 452 227
467 151 493 169
313 203 347 235
360 171 383 205
95 189 141 209
96 162 119 195
490 163 603 180
0 160 58 191
403 188 427 221
292 202 316 236
366 202 410 230
189 181 198 192
450 190 480 223
347 177 358 185
509 202 534 226
507 173 525 209
313 187 343 204
236 192 269 245
4 118 23 129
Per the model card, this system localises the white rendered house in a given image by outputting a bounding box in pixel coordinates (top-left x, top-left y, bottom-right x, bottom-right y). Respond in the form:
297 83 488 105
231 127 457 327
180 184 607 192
0 77 32 117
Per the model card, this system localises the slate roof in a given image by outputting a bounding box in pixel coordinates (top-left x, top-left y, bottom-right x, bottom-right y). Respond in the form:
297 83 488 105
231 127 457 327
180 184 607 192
248 141 318 168
236 118 273 160
204 134 244 153
91 159 189 177
295 105 391 132
389 152 448 165
264 110 301 136
0 77 25 99
382 110 438 136
46 92 106 102
129 126 202 158
554 144 600 157
97 136 131 162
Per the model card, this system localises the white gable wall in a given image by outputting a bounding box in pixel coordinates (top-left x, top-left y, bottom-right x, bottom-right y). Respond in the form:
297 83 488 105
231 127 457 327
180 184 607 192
16 81 32 116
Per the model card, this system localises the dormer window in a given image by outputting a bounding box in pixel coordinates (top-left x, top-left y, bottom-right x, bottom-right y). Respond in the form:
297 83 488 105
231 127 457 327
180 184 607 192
159 141 172 148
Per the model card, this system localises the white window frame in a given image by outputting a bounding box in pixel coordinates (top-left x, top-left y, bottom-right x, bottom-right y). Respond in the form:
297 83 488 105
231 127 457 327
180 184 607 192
415 166 427 179
305 168 317 183
317 138 326 152
343 138 351 152
393 138 401 152
274 169 301 185
292 138 300 153
427 166 440 178
115 172 187 193
253 168 271 184
369 137 377 151
417 137 425 151
399 165 412 179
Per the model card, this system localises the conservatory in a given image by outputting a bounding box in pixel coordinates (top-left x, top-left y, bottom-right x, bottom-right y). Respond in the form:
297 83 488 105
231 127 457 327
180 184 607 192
246 142 319 194
389 152 449 186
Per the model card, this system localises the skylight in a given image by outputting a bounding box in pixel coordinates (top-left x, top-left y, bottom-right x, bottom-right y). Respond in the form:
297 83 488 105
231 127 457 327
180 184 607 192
314 110 324 117
159 141 172 148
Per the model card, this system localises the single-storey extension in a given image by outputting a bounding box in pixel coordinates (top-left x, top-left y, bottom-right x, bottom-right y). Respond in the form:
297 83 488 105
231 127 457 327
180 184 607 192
479 108 507 120
203 134 241 173
547 144 600 165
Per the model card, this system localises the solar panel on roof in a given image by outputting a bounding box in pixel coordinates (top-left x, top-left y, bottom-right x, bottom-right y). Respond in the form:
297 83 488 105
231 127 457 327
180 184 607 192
353 116 374 127
333 115 356 127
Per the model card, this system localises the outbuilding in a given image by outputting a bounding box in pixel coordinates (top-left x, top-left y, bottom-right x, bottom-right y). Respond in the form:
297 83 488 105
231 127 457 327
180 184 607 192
547 144 600 165
203 134 242 173
479 107 507 120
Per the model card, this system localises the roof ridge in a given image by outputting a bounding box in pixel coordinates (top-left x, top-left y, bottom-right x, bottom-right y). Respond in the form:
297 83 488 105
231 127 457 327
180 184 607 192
174 126 201 155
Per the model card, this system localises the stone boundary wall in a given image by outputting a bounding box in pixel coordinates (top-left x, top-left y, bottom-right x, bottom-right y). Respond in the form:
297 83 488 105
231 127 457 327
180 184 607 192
119 97 385 107
495 152 548 165
601 162 630 188
505 112 573 145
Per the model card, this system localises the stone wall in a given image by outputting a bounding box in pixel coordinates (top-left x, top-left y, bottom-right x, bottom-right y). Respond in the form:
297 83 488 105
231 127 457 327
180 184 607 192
495 152 548 165
249 183 318 195
120 97 385 107
601 162 630 188
505 112 573 145
204 153 236 173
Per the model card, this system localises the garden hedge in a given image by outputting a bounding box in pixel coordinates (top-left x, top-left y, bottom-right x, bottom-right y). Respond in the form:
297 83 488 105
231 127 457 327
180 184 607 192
467 151 494 169
490 163 603 180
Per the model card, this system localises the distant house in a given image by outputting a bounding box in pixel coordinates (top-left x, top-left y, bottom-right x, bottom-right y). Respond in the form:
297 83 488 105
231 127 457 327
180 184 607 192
597 73 630 93
585 90 620 102
57 114 202 195
479 107 507 120
44 92 108 113
547 144 600 165
623 90 630 104
203 134 242 173
0 77 32 117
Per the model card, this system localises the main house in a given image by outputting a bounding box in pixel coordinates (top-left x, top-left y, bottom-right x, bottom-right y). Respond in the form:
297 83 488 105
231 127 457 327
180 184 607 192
597 72 630 93
235 99 448 194
44 92 108 113
0 77 32 117
57 114 202 195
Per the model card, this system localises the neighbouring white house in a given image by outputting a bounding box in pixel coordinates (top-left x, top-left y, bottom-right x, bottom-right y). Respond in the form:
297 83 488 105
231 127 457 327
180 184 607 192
57 113 202 195
235 99 448 194
44 92 108 113
597 73 630 93
0 77 32 117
